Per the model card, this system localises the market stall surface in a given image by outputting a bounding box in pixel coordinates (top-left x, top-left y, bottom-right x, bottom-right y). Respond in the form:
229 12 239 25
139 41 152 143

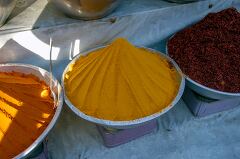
0 0 240 158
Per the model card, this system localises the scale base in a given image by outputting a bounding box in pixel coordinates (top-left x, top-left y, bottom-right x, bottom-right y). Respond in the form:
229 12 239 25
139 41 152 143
183 87 240 117
97 120 157 148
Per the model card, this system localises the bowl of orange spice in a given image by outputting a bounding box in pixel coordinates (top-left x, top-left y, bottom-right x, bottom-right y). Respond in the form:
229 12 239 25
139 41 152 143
49 0 120 20
0 63 63 159
63 38 185 129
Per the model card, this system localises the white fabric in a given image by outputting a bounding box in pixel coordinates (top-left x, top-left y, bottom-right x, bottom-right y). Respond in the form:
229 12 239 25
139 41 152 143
0 0 240 158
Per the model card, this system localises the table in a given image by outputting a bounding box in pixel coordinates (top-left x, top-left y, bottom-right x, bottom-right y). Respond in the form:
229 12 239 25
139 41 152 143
0 0 240 158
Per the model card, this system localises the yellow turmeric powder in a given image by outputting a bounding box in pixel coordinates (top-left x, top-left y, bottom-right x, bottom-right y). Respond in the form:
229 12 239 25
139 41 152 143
64 38 179 121
0 72 55 159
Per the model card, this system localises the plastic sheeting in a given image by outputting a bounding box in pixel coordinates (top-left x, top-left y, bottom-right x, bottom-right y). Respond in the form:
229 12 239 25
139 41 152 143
0 0 240 158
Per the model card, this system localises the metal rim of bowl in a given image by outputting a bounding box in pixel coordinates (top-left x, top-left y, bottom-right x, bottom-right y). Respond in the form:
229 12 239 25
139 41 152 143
166 35 240 98
62 45 185 128
0 63 64 159
164 0 202 3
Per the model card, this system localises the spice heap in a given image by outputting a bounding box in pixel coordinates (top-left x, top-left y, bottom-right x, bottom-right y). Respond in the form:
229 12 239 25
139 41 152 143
80 0 112 12
64 38 180 121
0 72 55 159
168 8 240 93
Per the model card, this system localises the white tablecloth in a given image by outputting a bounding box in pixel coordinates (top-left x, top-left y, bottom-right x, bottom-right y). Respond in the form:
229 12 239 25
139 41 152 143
0 0 240 158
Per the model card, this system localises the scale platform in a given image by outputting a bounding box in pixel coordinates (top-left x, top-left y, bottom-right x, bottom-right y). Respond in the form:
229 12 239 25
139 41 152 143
97 120 158 148
183 87 240 117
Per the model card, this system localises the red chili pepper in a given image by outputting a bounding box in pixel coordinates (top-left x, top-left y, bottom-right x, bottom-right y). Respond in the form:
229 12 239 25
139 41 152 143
168 8 240 93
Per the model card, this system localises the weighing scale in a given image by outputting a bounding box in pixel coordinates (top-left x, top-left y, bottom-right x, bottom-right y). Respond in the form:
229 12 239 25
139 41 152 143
183 87 240 117
97 120 158 147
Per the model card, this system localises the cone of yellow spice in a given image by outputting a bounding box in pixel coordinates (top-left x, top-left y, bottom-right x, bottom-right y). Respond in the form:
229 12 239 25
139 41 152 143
64 38 180 121
0 72 55 159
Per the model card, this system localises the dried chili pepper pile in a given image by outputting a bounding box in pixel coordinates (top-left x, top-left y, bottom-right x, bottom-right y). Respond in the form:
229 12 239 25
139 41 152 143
168 8 240 93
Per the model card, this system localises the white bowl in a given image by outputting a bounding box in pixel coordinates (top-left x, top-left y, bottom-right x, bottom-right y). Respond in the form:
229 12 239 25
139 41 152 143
62 46 185 129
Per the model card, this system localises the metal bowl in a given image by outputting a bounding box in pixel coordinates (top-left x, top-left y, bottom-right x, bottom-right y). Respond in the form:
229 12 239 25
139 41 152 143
166 37 240 100
0 63 63 159
62 46 185 129
0 0 16 27
48 0 120 20
163 0 203 3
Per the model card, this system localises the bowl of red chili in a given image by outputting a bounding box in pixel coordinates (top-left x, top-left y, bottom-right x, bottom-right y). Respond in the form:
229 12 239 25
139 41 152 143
167 8 240 99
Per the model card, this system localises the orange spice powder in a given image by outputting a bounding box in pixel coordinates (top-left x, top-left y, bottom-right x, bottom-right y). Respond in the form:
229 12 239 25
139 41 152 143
0 72 55 159
64 38 180 121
